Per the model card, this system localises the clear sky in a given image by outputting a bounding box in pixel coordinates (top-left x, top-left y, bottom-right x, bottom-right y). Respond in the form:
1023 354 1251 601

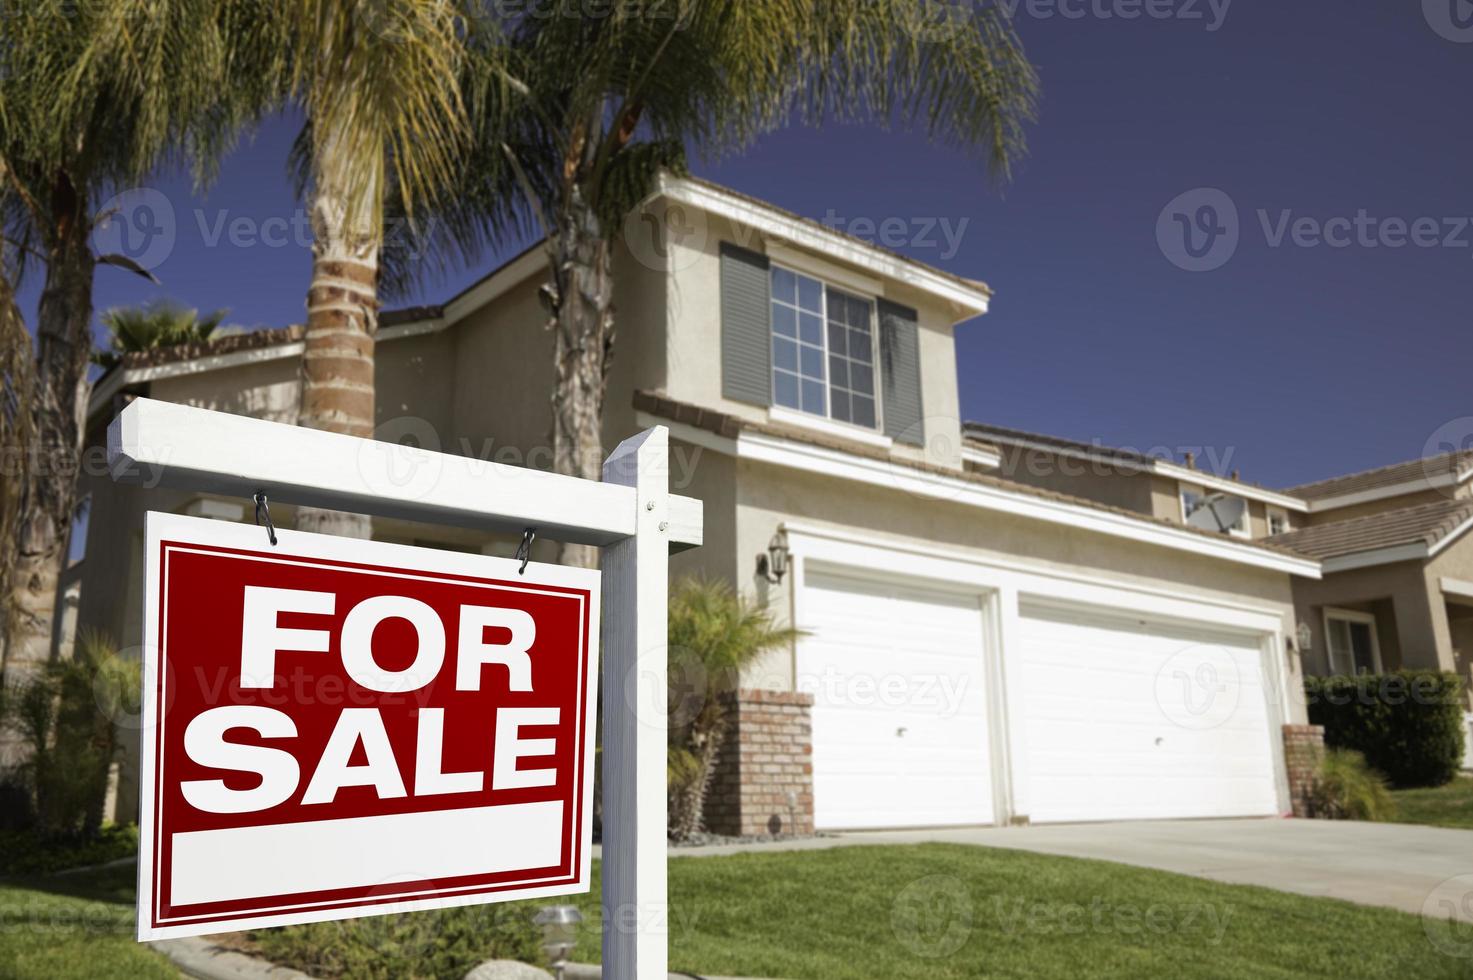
22 0 1471 490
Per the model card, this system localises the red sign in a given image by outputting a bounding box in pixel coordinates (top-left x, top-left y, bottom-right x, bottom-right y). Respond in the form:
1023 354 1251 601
137 513 599 939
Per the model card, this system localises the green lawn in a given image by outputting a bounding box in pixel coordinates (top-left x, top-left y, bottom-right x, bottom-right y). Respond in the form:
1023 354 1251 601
1389 775 1473 830
0 863 177 979
259 844 1473 980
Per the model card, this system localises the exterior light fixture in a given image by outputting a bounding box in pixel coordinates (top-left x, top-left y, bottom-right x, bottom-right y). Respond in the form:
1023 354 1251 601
532 905 582 980
756 532 789 584
1294 621 1313 654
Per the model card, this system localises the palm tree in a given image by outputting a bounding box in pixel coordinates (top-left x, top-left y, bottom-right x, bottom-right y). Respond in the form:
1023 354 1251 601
442 1 1037 565
269 1 498 539
0 1 259 684
93 300 228 369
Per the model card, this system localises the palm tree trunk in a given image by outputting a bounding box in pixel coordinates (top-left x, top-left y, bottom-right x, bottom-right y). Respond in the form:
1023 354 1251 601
548 185 614 569
295 143 380 540
4 179 93 691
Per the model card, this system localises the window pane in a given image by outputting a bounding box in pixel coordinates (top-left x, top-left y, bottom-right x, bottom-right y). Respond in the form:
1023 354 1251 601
851 396 876 429
797 275 822 312
830 390 851 422
772 267 796 304
850 362 874 396
774 337 797 372
801 379 826 415
800 344 825 379
799 313 823 345
774 370 800 409
1349 622 1376 674
773 304 796 337
850 329 872 363
1326 619 1352 674
827 322 847 357
829 355 848 389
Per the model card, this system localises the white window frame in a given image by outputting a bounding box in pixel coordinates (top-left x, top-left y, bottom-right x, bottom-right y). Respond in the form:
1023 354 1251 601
768 262 885 435
1266 507 1290 537
1179 483 1250 538
1323 607 1383 675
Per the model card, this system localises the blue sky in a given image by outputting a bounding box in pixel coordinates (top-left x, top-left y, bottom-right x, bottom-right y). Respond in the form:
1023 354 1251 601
22 0 1472 490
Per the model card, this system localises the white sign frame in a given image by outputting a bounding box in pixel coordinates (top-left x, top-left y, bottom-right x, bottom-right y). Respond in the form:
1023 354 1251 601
111 398 693 976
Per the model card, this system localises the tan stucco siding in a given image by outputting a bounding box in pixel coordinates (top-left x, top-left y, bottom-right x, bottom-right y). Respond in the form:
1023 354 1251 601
727 460 1306 723
1303 487 1457 525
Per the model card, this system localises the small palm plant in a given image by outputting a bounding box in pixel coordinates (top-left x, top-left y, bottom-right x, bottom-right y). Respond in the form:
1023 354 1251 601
1311 749 1396 821
93 300 228 369
666 577 798 840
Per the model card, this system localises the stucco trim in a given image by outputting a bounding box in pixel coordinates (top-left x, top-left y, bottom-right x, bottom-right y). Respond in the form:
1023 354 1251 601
646 411 1321 579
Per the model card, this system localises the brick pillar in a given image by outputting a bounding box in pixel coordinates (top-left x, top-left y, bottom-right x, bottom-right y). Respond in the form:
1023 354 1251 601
1282 724 1325 818
705 689 814 837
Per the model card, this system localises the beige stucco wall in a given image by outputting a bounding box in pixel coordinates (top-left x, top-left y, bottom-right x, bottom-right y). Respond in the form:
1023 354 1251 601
1302 486 1463 525
1289 559 1450 676
727 459 1308 725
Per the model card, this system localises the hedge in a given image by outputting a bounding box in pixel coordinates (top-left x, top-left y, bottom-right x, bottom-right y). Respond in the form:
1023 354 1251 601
1305 671 1466 789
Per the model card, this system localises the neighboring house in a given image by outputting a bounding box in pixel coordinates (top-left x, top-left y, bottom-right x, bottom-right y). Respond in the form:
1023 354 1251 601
963 422 1473 769
1269 453 1473 768
75 174 1324 833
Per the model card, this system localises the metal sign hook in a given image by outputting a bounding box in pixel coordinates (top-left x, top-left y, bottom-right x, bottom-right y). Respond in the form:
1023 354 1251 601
253 492 278 547
514 527 537 575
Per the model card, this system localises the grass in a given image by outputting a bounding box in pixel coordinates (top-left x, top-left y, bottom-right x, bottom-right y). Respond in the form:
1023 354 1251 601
255 844 1473 980
0 863 177 979
1389 774 1473 830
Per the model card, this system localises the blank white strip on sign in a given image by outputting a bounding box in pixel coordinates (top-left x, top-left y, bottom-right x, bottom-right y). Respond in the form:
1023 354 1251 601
170 801 565 907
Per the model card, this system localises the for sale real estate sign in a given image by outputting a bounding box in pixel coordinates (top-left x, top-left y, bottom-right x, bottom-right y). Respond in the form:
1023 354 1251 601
137 513 599 939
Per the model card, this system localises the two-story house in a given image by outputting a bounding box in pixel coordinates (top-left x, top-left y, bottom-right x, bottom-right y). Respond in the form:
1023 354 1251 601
76 175 1324 834
968 422 1473 767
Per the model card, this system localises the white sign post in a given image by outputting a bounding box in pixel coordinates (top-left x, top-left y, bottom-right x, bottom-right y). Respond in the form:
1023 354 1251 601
110 398 699 978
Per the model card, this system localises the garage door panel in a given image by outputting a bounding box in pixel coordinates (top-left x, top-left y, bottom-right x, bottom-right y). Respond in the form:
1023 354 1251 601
800 570 992 829
1019 602 1279 823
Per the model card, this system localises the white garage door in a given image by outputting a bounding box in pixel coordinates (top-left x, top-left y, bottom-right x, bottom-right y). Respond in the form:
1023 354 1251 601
1018 601 1280 823
797 569 992 829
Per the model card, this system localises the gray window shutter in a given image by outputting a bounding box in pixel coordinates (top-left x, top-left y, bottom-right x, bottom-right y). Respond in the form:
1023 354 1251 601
720 242 772 406
878 300 924 446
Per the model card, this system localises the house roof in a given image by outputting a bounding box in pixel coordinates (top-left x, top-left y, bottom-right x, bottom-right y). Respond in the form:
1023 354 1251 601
1266 497 1473 562
1285 450 1473 504
637 391 1316 568
962 420 1308 511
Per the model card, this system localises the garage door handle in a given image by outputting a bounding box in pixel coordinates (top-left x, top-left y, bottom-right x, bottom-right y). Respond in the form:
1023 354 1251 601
896 727 907 737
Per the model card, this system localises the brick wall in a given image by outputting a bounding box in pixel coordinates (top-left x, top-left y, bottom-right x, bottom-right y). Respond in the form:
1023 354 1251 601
1282 723 1325 818
705 689 814 837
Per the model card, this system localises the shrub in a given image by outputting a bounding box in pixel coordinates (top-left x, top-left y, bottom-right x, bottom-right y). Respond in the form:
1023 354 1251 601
665 577 798 841
0 823 139 875
250 902 541 979
1304 671 1465 789
0 630 140 836
1310 749 1396 821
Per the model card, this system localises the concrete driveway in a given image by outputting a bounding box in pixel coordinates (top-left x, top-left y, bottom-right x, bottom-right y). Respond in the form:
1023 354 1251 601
669 819 1473 921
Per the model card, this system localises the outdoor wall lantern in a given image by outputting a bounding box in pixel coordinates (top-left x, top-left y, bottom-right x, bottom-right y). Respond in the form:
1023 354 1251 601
1294 621 1313 654
532 905 582 980
756 532 790 584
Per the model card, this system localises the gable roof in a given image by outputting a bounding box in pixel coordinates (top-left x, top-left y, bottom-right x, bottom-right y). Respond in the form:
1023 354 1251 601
1285 450 1473 506
639 391 1318 578
963 421 1309 512
1266 497 1473 570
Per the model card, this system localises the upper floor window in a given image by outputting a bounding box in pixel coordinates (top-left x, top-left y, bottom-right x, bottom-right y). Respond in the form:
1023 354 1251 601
770 266 878 429
1181 485 1249 537
1267 508 1289 536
